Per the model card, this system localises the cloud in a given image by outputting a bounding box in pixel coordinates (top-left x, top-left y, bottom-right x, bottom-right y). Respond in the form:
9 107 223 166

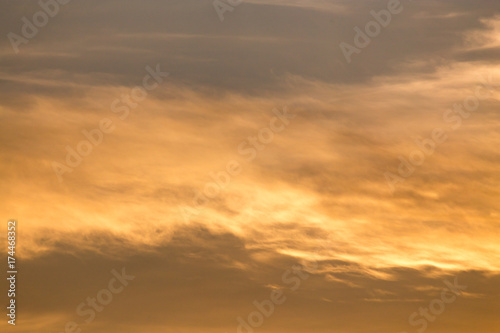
2 226 500 333
1 1 500 332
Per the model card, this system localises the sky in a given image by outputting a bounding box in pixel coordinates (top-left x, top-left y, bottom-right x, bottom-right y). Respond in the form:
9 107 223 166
1 0 499 332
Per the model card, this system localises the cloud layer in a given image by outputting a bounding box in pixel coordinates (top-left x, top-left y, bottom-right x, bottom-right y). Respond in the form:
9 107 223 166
1 0 499 332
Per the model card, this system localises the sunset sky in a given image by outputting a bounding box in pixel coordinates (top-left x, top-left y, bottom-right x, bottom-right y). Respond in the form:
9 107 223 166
1 1 499 332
